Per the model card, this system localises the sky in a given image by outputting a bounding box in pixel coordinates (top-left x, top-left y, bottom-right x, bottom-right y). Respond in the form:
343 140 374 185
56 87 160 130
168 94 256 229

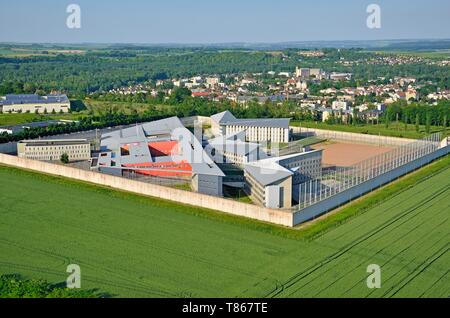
0 0 449 44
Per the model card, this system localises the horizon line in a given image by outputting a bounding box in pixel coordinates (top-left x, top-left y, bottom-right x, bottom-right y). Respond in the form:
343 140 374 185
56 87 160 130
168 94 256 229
1 37 450 47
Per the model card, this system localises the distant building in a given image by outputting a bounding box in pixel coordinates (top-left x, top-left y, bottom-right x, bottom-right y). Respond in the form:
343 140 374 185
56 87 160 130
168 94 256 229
329 72 353 81
295 67 310 79
191 90 210 98
17 139 91 162
0 94 70 114
278 72 291 77
297 51 325 58
206 77 220 88
310 68 322 77
210 111 291 143
332 101 350 111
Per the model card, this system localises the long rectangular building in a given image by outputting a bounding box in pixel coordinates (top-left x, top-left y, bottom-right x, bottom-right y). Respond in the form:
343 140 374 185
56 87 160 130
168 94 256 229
0 94 70 114
17 139 91 162
244 150 323 209
210 111 290 143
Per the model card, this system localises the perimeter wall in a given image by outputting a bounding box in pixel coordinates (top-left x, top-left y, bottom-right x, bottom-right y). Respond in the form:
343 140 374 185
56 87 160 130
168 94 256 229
0 153 293 227
290 126 415 146
292 144 450 225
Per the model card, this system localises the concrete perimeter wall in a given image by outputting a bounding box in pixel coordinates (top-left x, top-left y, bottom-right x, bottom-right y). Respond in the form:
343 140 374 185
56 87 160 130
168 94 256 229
0 153 293 227
291 126 414 147
293 144 450 225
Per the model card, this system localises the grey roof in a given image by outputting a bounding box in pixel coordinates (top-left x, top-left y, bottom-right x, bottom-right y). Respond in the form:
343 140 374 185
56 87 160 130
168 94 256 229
19 139 89 146
244 150 322 186
0 94 69 106
97 116 224 177
244 164 292 186
222 118 290 129
140 116 184 136
209 139 259 157
211 111 236 124
211 111 290 129
207 131 261 156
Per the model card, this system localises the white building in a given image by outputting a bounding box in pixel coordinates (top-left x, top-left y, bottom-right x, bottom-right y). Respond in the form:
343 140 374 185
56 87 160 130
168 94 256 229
244 150 323 208
295 67 310 79
206 77 220 87
17 139 91 162
0 94 70 114
210 111 291 143
332 101 350 111
205 131 267 166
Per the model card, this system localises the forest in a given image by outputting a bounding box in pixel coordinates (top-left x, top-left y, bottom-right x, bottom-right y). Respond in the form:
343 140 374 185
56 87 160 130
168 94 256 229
0 47 449 96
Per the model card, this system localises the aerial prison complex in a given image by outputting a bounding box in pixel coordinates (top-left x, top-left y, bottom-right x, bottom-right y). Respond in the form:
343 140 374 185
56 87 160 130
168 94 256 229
6 108 449 226
93 111 323 208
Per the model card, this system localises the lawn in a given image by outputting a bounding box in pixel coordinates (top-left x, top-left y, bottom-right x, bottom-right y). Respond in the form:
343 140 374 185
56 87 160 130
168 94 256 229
0 156 449 298
291 121 449 139
0 113 82 127
84 100 170 116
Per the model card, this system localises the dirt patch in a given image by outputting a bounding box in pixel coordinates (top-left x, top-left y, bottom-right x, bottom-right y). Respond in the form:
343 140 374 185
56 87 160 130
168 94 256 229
312 142 394 167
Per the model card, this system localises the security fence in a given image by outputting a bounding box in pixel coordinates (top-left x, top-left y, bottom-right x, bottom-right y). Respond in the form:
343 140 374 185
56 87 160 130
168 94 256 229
294 132 443 210
291 126 414 147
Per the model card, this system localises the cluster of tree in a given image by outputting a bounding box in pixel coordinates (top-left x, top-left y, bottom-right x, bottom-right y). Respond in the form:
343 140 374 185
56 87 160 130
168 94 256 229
1 48 448 97
0 86 448 144
384 100 449 127
0 81 46 96
0 274 102 298
0 112 169 144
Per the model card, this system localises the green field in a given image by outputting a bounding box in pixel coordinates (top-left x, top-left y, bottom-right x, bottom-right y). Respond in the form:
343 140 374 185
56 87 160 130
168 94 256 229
0 156 449 298
0 113 82 127
84 100 170 116
291 121 450 139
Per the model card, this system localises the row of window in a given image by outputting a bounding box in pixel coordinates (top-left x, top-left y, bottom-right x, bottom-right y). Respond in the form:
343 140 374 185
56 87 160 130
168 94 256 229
24 153 87 160
28 145 88 151
26 150 89 156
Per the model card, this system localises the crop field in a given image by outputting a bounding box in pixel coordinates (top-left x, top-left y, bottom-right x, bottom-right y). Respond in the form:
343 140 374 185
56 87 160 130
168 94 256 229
0 156 449 298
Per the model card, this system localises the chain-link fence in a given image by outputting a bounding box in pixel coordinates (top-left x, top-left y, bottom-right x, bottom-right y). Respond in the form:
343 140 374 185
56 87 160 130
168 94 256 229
294 132 443 210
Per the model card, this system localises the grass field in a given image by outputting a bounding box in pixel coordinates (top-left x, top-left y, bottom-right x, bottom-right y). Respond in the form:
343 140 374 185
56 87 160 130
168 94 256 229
84 100 170 116
0 156 449 298
0 113 83 127
291 121 449 139
370 50 450 59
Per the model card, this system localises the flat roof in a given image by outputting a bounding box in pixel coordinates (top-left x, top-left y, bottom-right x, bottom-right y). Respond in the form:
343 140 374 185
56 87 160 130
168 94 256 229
19 139 90 146
211 111 290 129
0 94 69 106
244 150 322 186
98 117 225 177
222 118 290 129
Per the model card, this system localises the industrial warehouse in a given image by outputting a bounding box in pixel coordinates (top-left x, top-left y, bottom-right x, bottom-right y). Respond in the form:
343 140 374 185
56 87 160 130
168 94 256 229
0 94 70 114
